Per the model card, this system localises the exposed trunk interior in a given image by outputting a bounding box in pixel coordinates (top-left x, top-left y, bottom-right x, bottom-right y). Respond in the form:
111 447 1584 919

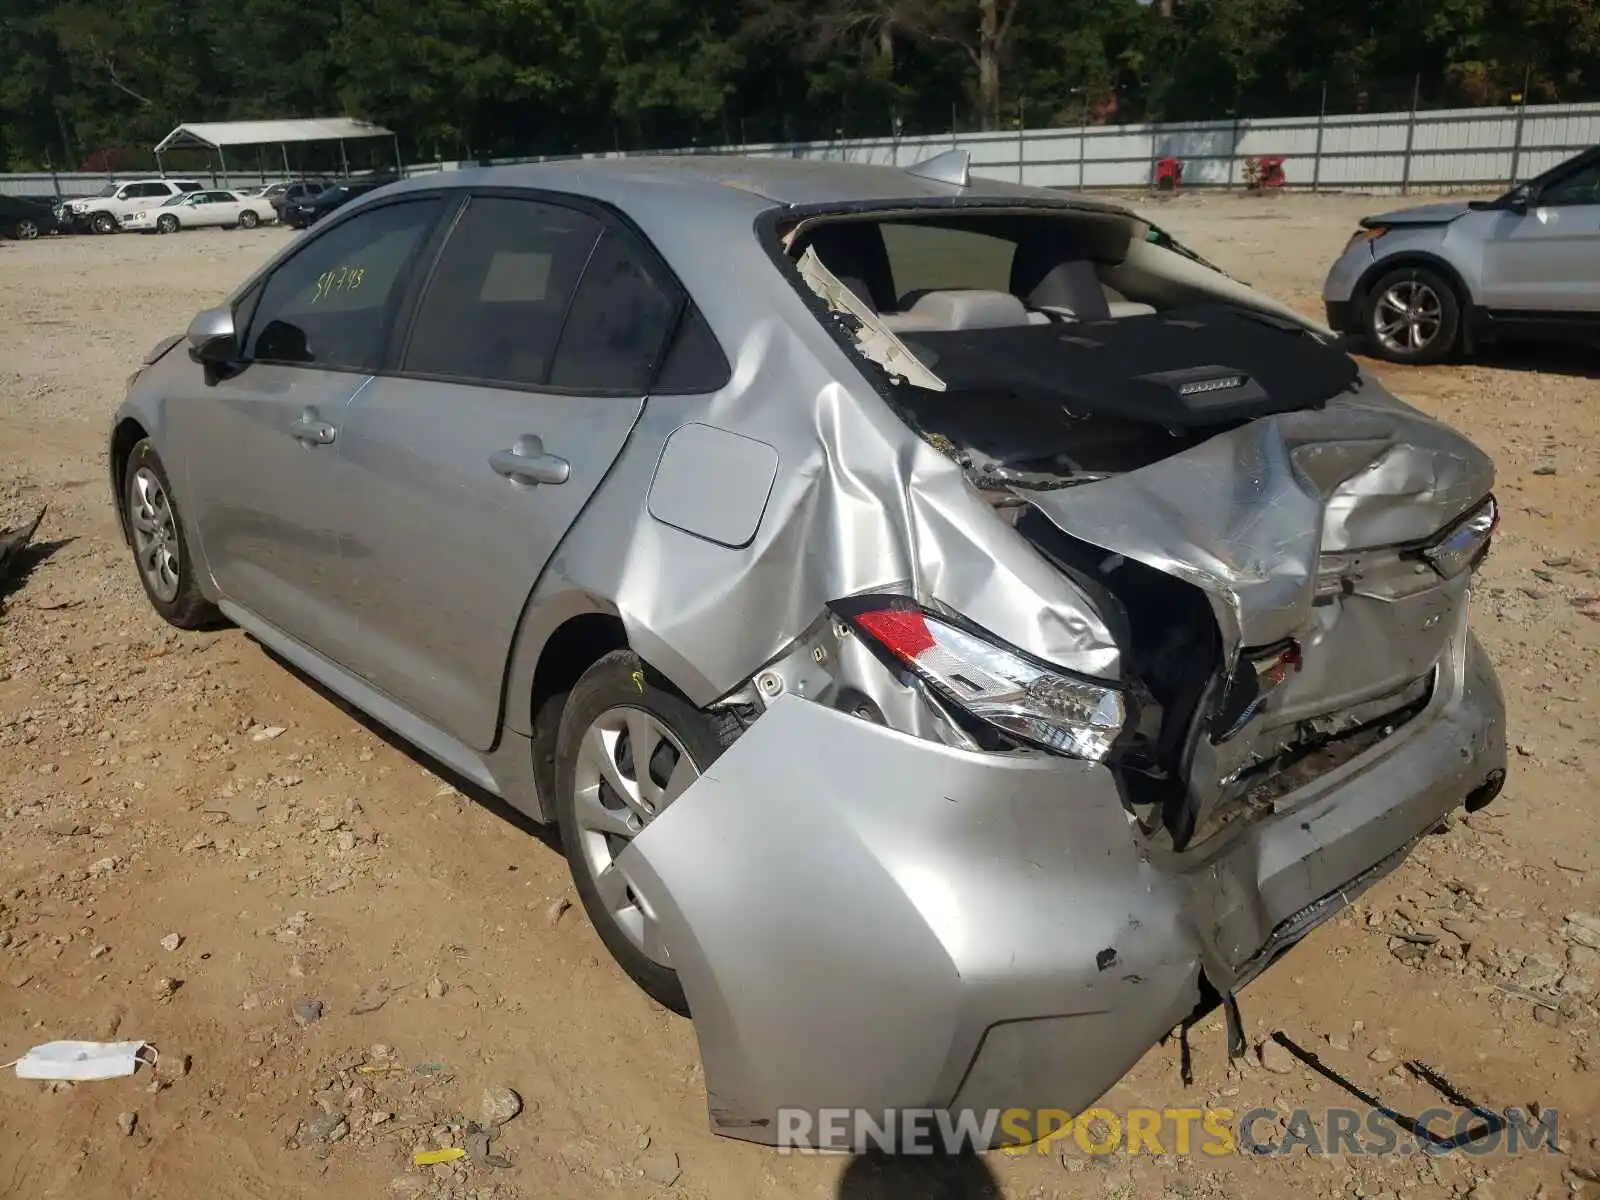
783 205 1485 851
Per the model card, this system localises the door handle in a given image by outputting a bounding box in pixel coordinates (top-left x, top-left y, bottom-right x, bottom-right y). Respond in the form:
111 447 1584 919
490 435 569 486
289 410 337 445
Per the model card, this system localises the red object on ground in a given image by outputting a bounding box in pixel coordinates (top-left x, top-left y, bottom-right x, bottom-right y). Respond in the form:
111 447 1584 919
1252 155 1287 187
1154 156 1183 190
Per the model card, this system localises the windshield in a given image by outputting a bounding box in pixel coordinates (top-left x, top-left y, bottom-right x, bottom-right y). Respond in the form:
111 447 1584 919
96 184 119 198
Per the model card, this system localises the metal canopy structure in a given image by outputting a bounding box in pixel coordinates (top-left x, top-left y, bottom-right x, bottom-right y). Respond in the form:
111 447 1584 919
153 117 400 183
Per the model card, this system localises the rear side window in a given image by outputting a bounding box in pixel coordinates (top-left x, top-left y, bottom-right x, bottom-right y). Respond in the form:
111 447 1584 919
244 198 442 370
653 305 730 393
403 196 601 387
548 226 681 392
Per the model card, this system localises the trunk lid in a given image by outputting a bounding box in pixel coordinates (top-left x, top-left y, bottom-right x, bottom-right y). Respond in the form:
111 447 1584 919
1015 391 1493 847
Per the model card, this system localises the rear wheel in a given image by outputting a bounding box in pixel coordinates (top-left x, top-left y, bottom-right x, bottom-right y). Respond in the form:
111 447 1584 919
156 214 179 234
1362 266 1461 364
12 218 40 240
120 440 218 629
91 212 118 235
238 210 259 229
553 651 740 1013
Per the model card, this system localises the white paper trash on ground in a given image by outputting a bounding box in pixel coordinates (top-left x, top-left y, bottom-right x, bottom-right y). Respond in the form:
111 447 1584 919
6 1040 154 1081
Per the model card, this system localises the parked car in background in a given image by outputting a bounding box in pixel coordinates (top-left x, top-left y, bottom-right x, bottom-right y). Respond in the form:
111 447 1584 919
259 179 326 219
0 194 63 240
1323 144 1600 363
110 155 1506 1151
62 178 204 234
122 189 277 234
280 176 396 229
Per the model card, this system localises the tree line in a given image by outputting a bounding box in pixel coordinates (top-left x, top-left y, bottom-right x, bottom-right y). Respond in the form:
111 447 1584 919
2 0 1598 172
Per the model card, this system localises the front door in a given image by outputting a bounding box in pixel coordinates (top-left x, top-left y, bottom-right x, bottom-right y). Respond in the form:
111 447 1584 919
172 195 447 645
1479 155 1600 316
323 193 682 750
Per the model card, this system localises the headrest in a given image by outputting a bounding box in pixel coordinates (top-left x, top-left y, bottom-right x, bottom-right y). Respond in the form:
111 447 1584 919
903 289 1031 330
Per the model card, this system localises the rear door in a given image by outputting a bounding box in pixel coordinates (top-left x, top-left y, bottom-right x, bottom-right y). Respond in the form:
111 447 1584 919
1479 156 1600 316
172 194 448 646
321 192 684 750
199 191 241 226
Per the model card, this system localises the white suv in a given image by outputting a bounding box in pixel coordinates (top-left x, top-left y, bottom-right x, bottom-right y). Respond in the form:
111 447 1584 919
64 179 203 234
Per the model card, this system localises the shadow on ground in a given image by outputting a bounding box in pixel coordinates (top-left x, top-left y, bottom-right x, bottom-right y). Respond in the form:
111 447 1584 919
1468 340 1600 380
250 637 562 855
836 1152 1000 1199
0 533 72 610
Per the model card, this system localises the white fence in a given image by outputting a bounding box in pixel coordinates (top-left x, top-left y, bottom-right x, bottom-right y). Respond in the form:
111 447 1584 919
611 100 1599 193
6 99 1598 199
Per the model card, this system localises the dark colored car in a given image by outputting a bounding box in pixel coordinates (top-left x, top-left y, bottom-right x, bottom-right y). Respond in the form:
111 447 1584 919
260 179 326 219
281 177 397 229
0 194 63 240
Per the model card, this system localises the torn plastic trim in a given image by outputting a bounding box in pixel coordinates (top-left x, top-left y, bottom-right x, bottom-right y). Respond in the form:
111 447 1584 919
794 245 945 391
713 608 984 753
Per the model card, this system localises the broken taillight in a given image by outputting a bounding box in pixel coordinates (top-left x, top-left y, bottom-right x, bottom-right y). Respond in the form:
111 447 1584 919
835 599 1127 761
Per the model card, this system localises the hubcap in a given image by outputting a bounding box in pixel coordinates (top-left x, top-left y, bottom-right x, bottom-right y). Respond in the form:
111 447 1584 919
129 466 181 602
17 219 38 240
571 706 700 966
1374 281 1443 354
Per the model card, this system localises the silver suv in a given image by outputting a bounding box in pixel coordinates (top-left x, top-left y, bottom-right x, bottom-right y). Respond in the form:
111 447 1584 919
1323 145 1600 362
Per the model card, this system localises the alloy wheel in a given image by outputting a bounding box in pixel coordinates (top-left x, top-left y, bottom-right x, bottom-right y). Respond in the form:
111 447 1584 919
1373 280 1443 355
15 219 39 240
129 466 181 603
570 705 700 966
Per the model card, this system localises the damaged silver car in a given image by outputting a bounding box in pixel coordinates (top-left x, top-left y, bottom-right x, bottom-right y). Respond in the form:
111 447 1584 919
110 151 1507 1150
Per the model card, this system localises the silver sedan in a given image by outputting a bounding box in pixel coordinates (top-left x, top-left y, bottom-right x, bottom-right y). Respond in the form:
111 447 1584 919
111 153 1507 1151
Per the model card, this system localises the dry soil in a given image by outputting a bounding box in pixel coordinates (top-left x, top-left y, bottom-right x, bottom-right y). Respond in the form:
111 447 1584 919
0 190 1597 1200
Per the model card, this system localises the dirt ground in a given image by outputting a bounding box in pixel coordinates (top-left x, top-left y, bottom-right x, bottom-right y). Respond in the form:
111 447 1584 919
1 189 1597 1200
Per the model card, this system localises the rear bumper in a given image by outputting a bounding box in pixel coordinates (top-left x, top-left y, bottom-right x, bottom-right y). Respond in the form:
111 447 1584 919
620 626 1505 1150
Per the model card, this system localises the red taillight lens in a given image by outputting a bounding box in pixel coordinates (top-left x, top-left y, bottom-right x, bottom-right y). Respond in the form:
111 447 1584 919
839 600 1127 761
853 608 936 659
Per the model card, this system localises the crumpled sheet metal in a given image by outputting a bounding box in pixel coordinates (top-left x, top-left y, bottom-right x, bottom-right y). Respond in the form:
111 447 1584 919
1018 384 1494 658
538 302 1122 709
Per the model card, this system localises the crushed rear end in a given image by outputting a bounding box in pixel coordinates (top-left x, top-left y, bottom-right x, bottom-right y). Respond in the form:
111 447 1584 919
613 197 1507 1149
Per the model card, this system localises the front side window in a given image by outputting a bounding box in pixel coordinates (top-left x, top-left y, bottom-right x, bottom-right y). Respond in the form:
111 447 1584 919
243 198 443 371
403 196 601 386
1539 161 1600 206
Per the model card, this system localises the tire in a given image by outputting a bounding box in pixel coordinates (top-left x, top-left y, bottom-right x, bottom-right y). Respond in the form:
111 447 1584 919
156 214 179 235
238 209 260 229
12 218 40 240
553 650 741 1013
1362 265 1461 364
120 440 218 629
91 212 118 235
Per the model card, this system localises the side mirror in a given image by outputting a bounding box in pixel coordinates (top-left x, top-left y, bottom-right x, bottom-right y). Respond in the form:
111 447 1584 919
1504 184 1533 214
186 305 238 365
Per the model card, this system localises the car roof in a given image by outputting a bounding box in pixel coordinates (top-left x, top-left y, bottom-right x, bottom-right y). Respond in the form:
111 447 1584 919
382 155 1133 222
